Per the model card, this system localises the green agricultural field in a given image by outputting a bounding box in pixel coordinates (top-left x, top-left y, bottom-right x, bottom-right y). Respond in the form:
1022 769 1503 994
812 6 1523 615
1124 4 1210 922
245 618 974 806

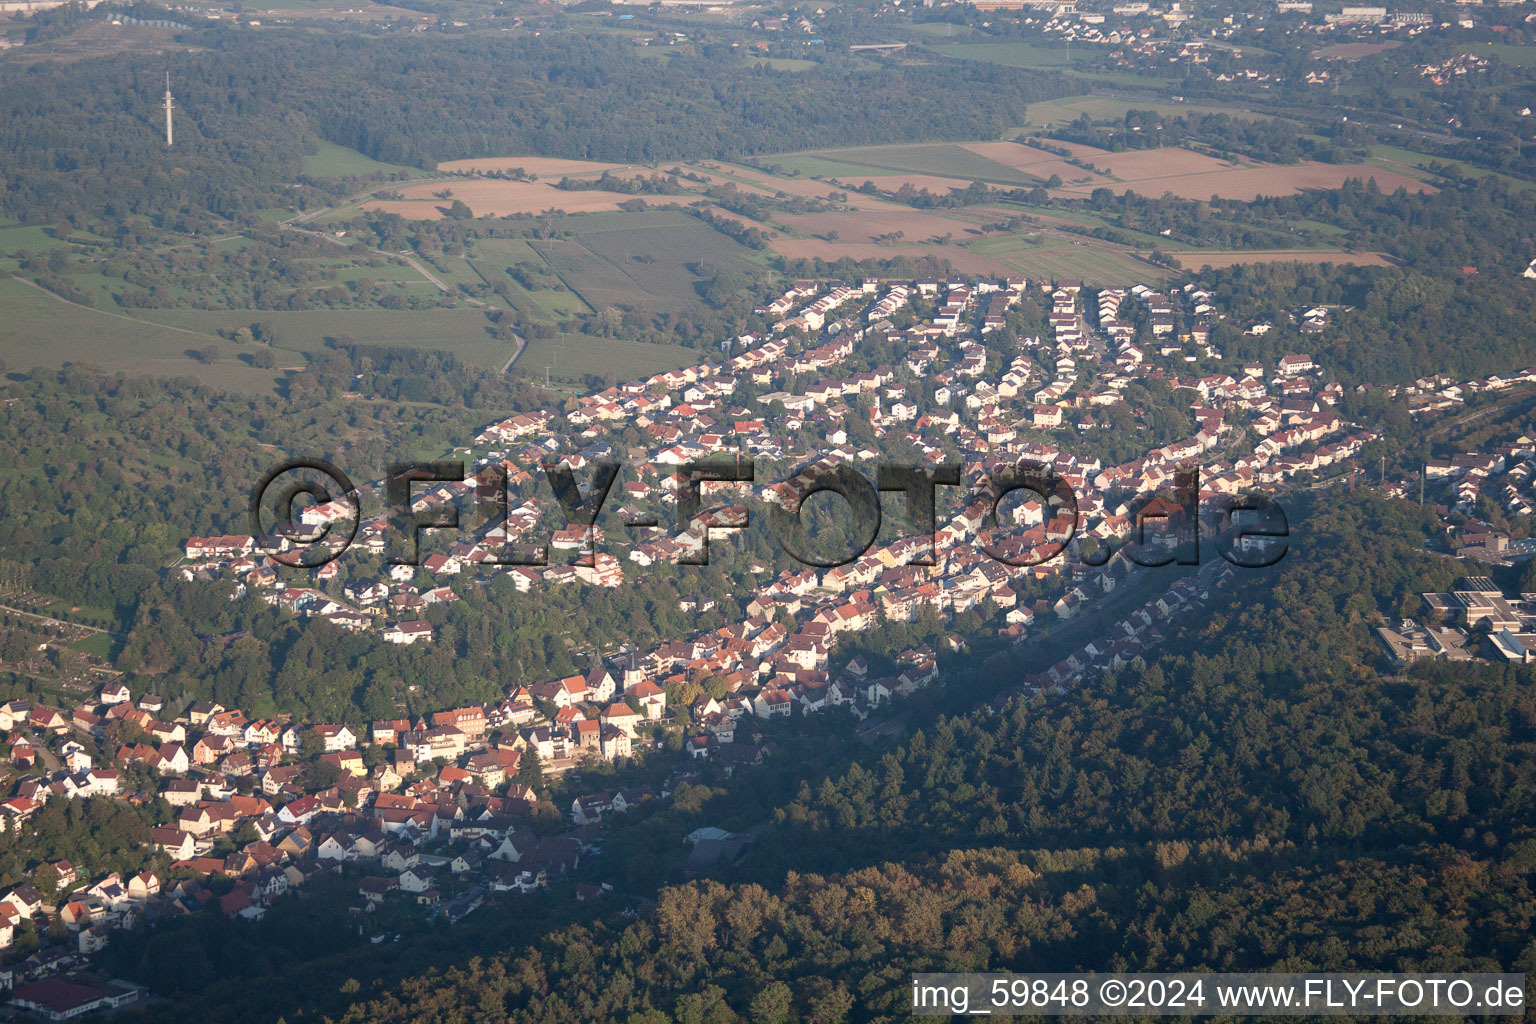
517 331 700 385
332 260 435 285
0 225 71 255
465 255 591 321
774 143 1042 186
468 237 544 264
1004 204 1201 251
760 154 905 180
1359 144 1438 183
1485 43 1536 68
414 253 487 293
544 208 734 239
525 212 759 314
530 238 656 313
580 220 755 285
303 140 423 179
1 274 517 385
138 306 514 368
0 277 286 392
1363 143 1535 193
965 235 1169 284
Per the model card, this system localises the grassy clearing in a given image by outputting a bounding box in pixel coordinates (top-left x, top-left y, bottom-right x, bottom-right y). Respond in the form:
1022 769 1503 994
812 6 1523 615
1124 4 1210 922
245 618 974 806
581 218 753 277
137 306 514 368
1000 200 1348 251
35 599 113 629
1483 43 1536 68
415 254 485 293
520 212 756 314
546 208 723 238
775 143 1041 186
965 235 1167 284
70 634 115 659
1289 217 1351 239
0 277 287 391
1365 144 1536 193
530 238 652 312
516 331 700 385
760 154 906 180
0 225 70 254
464 251 592 321
468 237 544 264
1360 144 1440 183
332 260 430 284
303 140 423 179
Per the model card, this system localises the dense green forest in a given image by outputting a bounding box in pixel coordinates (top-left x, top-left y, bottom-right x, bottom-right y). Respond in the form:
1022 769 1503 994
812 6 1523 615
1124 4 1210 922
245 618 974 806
0 799 156 892
0 364 519 617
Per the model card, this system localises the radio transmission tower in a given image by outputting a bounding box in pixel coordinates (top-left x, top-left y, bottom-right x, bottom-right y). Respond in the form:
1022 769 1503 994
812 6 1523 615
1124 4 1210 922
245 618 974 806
164 72 174 147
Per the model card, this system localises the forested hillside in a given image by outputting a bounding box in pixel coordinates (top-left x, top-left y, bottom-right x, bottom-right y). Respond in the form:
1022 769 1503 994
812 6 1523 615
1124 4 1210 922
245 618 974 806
0 365 529 612
0 30 1074 226
327 492 1536 1023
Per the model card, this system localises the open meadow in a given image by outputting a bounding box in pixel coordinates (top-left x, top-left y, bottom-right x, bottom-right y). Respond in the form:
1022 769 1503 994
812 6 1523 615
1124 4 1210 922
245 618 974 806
488 209 764 317
959 141 1110 185
1067 147 1244 179
775 208 987 244
0 277 285 391
1052 158 1433 201
964 234 1172 283
138 306 513 367
773 142 1044 186
302 140 423 179
768 238 1015 275
363 180 636 219
1173 249 1394 269
516 331 701 385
